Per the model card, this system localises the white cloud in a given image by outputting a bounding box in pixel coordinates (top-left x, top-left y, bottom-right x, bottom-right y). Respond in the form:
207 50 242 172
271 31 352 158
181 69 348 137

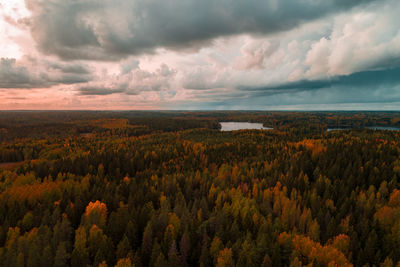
77 62 177 96
234 38 280 70
304 0 400 78
0 0 31 58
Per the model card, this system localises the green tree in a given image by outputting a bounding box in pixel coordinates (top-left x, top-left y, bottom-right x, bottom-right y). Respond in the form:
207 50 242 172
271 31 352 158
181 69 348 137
54 242 70 267
117 235 131 260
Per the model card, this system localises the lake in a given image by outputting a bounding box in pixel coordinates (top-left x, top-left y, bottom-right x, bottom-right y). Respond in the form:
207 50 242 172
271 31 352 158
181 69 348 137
220 122 273 131
327 126 400 131
366 126 400 131
327 128 351 132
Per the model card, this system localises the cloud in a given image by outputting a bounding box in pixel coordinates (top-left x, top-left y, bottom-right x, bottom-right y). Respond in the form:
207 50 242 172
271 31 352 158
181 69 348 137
0 57 93 89
0 58 31 88
77 62 177 96
181 66 229 90
304 0 400 78
70 0 400 109
78 86 125 96
25 0 375 60
47 62 91 75
240 67 400 93
234 39 280 70
174 0 400 100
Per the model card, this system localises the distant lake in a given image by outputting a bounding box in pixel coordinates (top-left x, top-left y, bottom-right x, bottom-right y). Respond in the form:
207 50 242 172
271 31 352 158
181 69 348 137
328 126 400 132
220 122 273 131
366 126 400 131
327 128 351 132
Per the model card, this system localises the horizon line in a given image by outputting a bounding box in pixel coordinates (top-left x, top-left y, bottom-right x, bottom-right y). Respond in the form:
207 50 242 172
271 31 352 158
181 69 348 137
1 109 400 112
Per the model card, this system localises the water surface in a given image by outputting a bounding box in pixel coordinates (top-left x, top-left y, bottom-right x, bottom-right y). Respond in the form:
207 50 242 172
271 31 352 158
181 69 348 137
220 122 273 131
327 128 351 132
366 126 400 131
327 126 400 132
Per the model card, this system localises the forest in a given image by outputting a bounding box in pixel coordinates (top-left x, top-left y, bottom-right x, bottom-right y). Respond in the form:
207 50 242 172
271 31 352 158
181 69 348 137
0 111 400 267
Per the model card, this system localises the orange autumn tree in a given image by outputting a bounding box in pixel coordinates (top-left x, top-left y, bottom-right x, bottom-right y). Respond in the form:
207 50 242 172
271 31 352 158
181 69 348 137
115 258 133 267
294 139 327 156
83 200 108 229
330 234 351 257
278 232 352 266
375 189 400 230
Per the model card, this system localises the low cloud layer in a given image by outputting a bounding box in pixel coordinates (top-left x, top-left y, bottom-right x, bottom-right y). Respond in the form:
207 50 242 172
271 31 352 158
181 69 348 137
0 57 93 88
77 62 176 96
240 67 400 96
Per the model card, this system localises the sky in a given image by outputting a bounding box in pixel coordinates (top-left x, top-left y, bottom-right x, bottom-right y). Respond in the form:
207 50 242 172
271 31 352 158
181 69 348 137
0 0 400 110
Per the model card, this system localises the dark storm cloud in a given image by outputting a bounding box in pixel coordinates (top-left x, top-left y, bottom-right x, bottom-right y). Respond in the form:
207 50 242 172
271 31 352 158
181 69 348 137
241 67 400 93
47 63 92 75
25 0 376 60
78 86 126 96
48 74 92 85
196 67 400 109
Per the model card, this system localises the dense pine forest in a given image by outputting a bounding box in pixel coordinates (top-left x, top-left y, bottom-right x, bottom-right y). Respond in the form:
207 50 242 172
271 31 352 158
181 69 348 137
1 111 400 267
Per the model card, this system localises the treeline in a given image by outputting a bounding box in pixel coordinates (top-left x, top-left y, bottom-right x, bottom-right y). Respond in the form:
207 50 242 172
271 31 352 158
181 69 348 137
1 111 400 142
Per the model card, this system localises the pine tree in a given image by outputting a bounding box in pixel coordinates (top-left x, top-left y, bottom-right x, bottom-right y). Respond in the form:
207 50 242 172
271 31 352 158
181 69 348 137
54 242 70 267
117 235 131 260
